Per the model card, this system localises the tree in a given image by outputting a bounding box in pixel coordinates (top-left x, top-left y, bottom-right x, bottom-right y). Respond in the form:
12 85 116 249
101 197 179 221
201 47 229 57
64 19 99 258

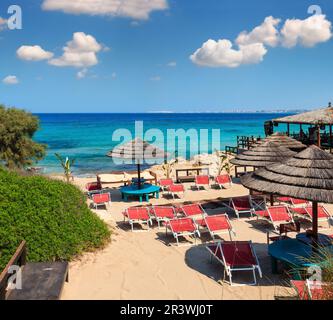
0 105 46 169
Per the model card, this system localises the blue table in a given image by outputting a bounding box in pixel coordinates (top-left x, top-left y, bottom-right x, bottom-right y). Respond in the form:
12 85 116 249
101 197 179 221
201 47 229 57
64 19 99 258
120 184 160 203
296 233 333 247
268 238 333 280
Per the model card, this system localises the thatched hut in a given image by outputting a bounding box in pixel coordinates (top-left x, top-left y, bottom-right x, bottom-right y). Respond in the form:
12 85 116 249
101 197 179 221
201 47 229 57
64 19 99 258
273 102 333 148
241 145 333 240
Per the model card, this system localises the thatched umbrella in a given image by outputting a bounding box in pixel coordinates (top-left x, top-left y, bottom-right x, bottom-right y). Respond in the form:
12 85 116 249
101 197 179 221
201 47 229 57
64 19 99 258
241 145 333 241
230 140 296 168
107 138 167 189
262 132 306 151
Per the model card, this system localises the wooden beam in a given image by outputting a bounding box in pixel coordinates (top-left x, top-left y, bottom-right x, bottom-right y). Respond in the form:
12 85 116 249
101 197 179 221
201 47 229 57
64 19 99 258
137 163 141 189
317 125 321 147
330 125 332 153
312 201 318 247
270 194 274 206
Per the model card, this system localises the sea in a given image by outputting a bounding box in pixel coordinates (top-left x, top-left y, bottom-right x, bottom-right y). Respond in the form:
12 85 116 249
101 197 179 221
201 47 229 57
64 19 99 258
34 113 292 175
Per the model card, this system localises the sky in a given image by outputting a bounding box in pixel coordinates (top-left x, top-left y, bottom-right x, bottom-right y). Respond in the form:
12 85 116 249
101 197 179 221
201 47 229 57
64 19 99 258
0 0 333 113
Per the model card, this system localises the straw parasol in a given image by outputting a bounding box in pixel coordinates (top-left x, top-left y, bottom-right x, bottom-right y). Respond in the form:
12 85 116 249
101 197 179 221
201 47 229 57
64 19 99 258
230 140 296 168
107 137 167 189
241 145 333 241
274 103 333 125
261 132 306 151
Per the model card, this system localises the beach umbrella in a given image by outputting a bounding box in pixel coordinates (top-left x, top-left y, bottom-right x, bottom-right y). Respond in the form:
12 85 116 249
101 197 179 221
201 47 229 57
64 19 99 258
261 132 306 151
241 145 333 241
107 138 167 189
230 140 296 168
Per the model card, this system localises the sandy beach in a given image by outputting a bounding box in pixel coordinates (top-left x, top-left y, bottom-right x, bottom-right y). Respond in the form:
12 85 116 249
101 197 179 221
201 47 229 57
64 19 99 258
51 159 332 300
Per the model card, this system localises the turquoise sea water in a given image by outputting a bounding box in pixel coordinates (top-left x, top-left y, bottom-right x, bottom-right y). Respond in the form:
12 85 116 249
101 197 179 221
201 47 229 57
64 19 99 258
34 113 291 175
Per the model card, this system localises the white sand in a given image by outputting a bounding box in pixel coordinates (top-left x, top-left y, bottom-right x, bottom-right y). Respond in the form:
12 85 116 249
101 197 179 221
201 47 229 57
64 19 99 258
52 160 333 300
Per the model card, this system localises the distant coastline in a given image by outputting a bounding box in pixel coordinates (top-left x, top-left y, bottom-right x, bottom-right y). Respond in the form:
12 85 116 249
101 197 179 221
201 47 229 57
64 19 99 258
33 110 299 115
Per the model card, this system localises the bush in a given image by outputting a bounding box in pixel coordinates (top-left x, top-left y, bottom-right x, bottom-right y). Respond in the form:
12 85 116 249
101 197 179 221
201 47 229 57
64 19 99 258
0 168 110 271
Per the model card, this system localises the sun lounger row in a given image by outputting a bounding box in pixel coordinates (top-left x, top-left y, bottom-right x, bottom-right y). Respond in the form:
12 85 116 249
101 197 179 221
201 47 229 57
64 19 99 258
122 205 261 286
122 204 235 242
159 174 232 198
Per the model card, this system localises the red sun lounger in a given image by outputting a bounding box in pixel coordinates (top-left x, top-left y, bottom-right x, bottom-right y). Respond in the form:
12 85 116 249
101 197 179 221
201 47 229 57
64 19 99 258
215 174 232 189
229 196 255 219
304 205 332 227
277 197 309 207
291 280 327 300
291 205 332 227
159 178 174 192
277 196 292 203
92 192 111 209
194 175 210 190
166 218 200 246
197 214 235 240
123 207 152 232
152 206 176 228
168 184 185 199
86 182 102 197
206 241 262 286
290 198 310 207
181 203 206 219
255 205 294 232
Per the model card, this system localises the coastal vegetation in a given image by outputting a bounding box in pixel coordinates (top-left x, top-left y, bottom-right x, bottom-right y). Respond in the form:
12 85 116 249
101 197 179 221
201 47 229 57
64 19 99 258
0 105 46 169
216 151 231 175
55 153 75 183
0 168 111 271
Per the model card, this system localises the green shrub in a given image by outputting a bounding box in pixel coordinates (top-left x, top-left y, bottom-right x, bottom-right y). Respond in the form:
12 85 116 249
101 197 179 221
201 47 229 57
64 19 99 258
0 168 110 271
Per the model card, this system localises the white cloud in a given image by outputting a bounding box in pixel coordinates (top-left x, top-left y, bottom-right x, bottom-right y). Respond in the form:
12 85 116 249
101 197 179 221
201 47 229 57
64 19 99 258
112 72 117 79
191 14 333 68
3 75 19 85
167 61 177 67
236 16 281 47
190 39 267 68
42 0 168 20
17 45 54 61
103 46 111 52
281 14 332 48
0 17 7 31
77 68 88 79
150 76 161 81
49 32 102 68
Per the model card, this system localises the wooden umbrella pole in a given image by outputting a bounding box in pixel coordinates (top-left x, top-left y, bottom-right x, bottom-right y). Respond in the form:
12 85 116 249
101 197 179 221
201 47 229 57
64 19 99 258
312 201 318 243
270 194 274 206
137 163 141 190
317 125 321 147
330 125 332 152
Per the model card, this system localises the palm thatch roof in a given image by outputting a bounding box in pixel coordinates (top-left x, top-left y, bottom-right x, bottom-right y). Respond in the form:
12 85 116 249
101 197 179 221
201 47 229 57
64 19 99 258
261 132 306 150
107 137 167 162
273 104 333 125
241 145 333 203
230 140 296 167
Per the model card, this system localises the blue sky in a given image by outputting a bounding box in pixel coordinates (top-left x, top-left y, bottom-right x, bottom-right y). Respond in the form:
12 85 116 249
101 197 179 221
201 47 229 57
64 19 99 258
0 0 333 113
